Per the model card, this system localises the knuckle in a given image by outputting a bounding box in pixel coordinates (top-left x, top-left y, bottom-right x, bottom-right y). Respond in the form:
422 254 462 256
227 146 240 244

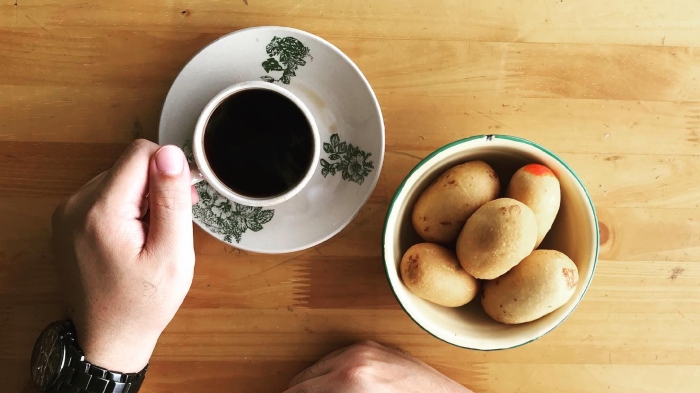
308 361 324 374
337 363 373 387
151 192 190 212
82 202 106 235
347 342 379 363
334 345 379 386
129 138 157 153
355 340 380 349
150 180 192 213
52 193 90 233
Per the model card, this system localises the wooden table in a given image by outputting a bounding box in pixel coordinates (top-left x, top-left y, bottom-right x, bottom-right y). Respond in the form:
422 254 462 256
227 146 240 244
2 1 700 392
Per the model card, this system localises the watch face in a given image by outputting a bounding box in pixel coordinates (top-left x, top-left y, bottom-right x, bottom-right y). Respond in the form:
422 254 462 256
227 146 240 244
30 323 65 389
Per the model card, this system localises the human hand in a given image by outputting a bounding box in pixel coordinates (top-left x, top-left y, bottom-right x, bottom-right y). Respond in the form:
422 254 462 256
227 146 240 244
51 139 198 373
285 341 473 393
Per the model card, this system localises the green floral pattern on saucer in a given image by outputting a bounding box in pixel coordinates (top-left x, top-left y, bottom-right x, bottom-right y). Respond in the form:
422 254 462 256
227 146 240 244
320 133 375 185
182 140 275 243
260 36 312 85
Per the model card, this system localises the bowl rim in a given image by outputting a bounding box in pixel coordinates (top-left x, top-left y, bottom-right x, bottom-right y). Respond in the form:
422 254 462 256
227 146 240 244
382 134 600 351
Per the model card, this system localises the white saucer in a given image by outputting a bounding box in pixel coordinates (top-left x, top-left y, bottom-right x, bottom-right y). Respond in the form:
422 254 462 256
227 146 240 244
159 26 385 253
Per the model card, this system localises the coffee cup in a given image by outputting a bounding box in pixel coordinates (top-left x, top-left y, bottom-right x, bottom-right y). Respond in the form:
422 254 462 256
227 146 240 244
189 81 320 207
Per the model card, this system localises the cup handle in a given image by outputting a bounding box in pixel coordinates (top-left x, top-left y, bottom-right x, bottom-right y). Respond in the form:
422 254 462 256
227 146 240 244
189 162 205 186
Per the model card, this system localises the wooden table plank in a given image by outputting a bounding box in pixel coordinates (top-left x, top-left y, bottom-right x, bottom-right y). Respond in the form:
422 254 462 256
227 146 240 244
3 0 700 47
3 0 700 392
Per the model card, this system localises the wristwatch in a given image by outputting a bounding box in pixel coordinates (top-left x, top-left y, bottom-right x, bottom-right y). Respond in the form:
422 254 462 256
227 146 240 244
30 320 148 393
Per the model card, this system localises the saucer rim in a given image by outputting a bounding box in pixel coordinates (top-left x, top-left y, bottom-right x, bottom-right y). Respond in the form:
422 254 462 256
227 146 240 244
158 26 385 254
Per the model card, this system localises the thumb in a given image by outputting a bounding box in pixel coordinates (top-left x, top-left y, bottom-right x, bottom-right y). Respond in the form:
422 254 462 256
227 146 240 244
145 145 194 256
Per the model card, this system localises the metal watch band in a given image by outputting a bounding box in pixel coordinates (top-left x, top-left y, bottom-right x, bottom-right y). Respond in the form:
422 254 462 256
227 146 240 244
54 345 147 393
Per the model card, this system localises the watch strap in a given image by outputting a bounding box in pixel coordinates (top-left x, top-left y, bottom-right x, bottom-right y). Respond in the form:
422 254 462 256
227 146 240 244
54 345 147 393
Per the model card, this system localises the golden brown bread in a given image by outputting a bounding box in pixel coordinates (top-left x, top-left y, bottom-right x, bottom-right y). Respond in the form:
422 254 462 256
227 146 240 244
481 249 579 324
456 198 538 279
400 243 480 307
506 164 561 247
412 161 500 243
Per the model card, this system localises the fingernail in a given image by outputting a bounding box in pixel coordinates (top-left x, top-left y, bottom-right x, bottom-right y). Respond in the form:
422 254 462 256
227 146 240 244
155 145 184 175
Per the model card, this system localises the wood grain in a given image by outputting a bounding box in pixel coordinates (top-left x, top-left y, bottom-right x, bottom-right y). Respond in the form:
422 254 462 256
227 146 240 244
2 0 700 392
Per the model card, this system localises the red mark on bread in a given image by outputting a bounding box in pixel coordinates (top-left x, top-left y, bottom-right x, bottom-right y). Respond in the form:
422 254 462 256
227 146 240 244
522 164 554 177
448 180 456 185
439 221 452 226
562 268 577 289
423 226 430 232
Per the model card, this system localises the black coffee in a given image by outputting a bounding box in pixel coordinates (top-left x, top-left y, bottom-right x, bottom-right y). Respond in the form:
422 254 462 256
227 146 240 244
203 89 314 198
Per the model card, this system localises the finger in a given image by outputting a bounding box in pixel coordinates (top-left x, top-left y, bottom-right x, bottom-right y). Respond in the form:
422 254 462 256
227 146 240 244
315 345 352 364
357 341 428 371
288 345 356 388
293 340 413 386
372 341 415 361
139 196 149 219
191 185 199 205
82 170 108 190
60 170 109 217
366 341 435 371
100 139 160 213
283 379 328 393
144 145 194 257
288 359 335 389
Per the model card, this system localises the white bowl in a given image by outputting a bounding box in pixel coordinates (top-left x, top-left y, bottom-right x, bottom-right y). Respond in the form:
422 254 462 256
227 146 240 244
383 135 599 350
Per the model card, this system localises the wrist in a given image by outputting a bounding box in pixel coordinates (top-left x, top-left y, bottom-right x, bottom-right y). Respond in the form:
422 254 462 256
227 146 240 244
78 327 158 373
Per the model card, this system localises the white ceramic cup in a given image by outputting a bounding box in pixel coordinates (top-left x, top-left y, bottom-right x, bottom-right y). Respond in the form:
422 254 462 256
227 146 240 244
190 81 320 207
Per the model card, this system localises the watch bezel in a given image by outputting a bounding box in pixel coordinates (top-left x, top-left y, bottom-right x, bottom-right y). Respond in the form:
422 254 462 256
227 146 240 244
30 321 68 390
